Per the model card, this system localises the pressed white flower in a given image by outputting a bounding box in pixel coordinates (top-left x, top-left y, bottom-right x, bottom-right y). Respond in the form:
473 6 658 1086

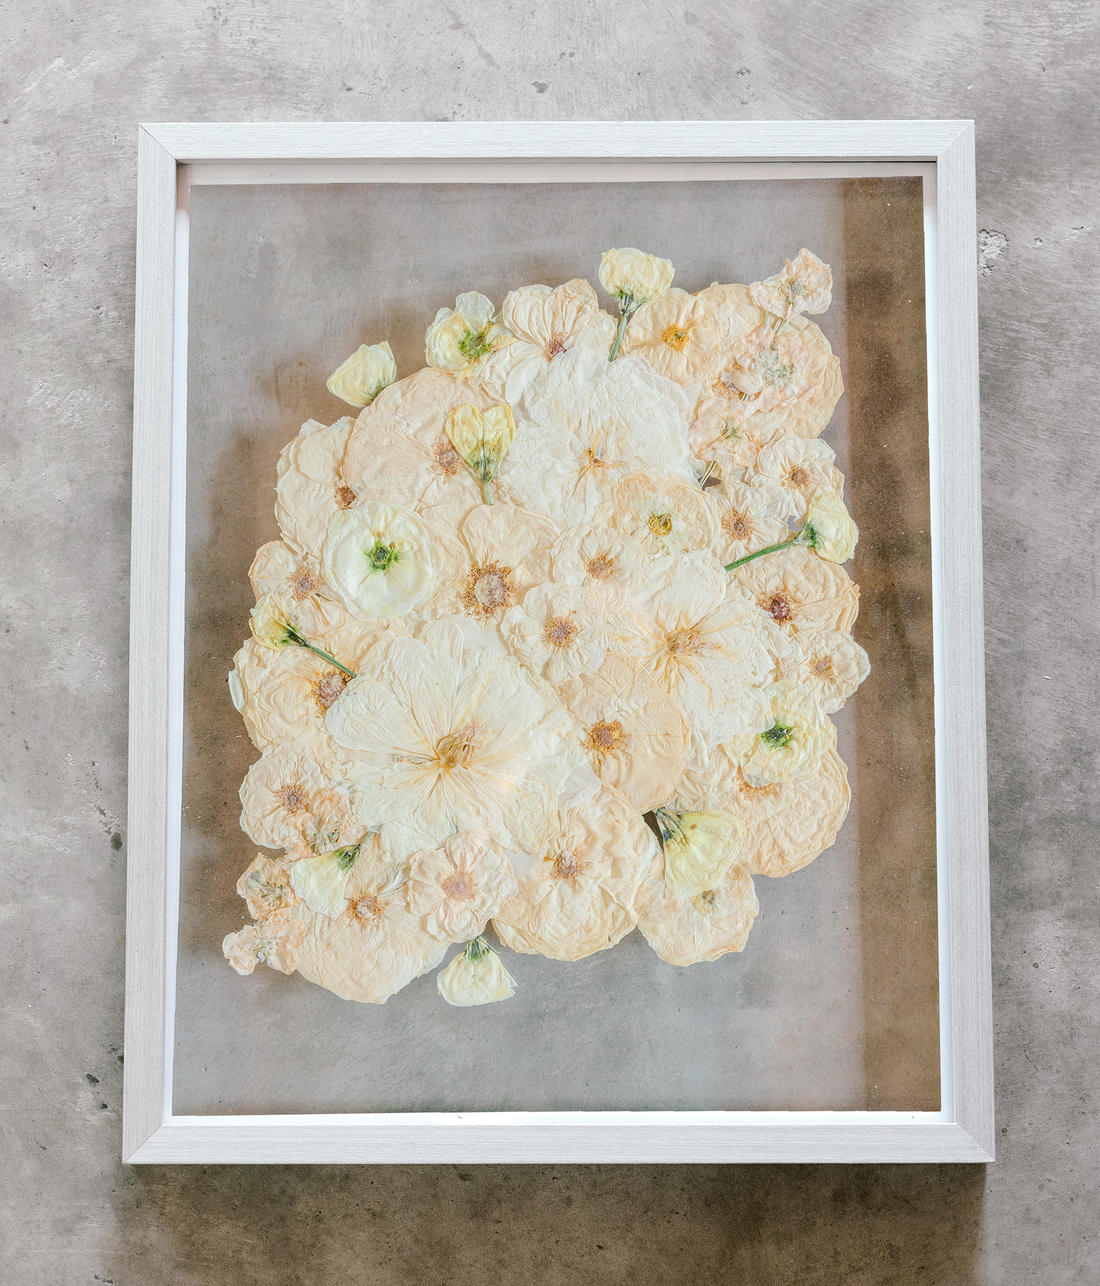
444 402 516 503
734 543 860 635
425 291 512 373
724 679 833 787
223 911 304 976
724 316 843 441
326 341 397 407
328 621 587 860
549 522 648 615
437 937 517 1006
236 853 298 922
753 436 844 521
493 785 657 961
617 551 777 765
635 847 758 967
599 247 674 306
611 472 719 556
408 831 518 941
694 282 765 349
290 839 365 918
275 415 358 557
799 488 859 563
749 248 833 319
501 582 606 684
653 807 744 900
780 628 870 713
503 279 600 356
249 541 345 640
322 501 436 619
238 739 329 850
709 480 791 565
688 383 769 482
556 653 689 813
619 288 721 387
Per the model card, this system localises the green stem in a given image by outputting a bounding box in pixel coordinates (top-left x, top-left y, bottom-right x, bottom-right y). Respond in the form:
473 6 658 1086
480 477 494 506
724 534 801 573
296 639 357 679
608 295 635 361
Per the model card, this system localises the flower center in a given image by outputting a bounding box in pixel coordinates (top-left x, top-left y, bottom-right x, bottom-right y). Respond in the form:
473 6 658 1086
586 719 623 756
312 671 347 711
659 323 692 352
277 782 308 813
458 326 493 363
545 614 579 648
696 889 717 909
435 724 484 770
737 767 780 798
809 655 834 678
352 894 385 925
786 465 811 489
441 869 476 901
585 554 614 580
665 627 702 656
546 335 566 358
433 436 462 475
757 347 795 386
335 484 357 509
647 511 674 537
764 593 792 624
760 722 795 749
461 561 515 617
581 447 606 471
289 567 320 600
722 510 753 541
365 540 400 573
551 851 580 881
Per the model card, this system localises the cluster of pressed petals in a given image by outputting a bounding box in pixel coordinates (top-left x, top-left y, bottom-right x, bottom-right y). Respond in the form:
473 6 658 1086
223 245 869 1006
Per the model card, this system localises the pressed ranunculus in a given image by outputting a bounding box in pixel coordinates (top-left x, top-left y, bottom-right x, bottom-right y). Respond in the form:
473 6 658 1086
275 415 358 557
326 341 397 407
425 291 512 373
654 807 744 900
780 627 870 713
322 501 436 619
548 522 648 615
407 831 518 941
724 679 833 787
750 248 833 319
599 247 674 306
437 937 517 1006
753 437 844 522
799 488 859 563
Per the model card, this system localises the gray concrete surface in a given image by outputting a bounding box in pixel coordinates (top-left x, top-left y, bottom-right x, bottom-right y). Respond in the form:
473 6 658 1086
1 1 1096 1281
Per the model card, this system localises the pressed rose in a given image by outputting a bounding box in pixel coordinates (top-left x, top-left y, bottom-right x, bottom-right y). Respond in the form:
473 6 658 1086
620 288 721 387
611 472 719 557
780 627 870 713
425 291 512 373
437 937 517 1006
326 341 397 407
799 488 859 563
275 415 358 557
724 679 832 787
408 831 518 941
734 544 859 634
750 248 833 320
635 848 758 967
238 739 328 851
654 807 744 900
444 402 516 504
290 839 364 918
322 501 436 619
599 247 674 307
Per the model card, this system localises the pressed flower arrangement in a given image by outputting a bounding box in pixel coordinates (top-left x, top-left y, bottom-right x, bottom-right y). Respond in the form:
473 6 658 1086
223 246 870 1009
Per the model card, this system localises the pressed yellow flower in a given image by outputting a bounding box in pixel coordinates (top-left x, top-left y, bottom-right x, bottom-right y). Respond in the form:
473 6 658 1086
710 480 791 565
275 415 358 557
734 544 860 634
724 679 833 787
236 853 298 923
238 739 328 851
752 437 845 521
599 247 674 306
326 341 397 407
222 909 303 976
407 831 518 941
749 248 833 319
444 402 516 503
329 620 588 860
780 627 870 713
249 541 346 640
493 785 657 961
635 848 758 967
425 291 512 373
437 937 518 1006
611 472 719 556
501 582 606 684
322 501 436 619
619 288 721 387
799 488 859 563
555 653 689 813
653 807 744 900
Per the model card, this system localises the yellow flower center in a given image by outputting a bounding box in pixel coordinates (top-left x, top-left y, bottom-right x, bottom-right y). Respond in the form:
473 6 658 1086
695 889 718 911
435 724 484 771
647 511 674 537
277 782 308 813
352 894 385 925
460 561 516 618
585 554 615 580
441 870 477 901
581 447 607 472
809 654 834 678
586 719 624 757
786 465 811 489
434 436 462 476
737 767 781 798
659 323 691 352
335 484 357 510
545 614 578 649
665 627 702 656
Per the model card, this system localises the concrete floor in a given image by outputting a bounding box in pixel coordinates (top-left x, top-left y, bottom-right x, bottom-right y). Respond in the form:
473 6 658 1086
1 1 1097 1281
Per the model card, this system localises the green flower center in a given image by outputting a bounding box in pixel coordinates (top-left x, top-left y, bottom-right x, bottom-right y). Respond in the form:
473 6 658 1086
458 326 494 362
366 540 400 573
756 348 795 387
760 722 795 749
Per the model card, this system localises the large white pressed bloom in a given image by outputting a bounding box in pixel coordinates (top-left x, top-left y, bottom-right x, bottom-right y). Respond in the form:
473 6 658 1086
493 786 657 961
275 416 358 557
327 621 591 859
780 628 870 713
611 471 719 556
754 437 844 521
407 831 518 941
501 582 606 684
549 522 648 615
724 679 834 788
618 551 780 765
709 480 791 565
555 653 689 813
635 847 759 967
619 288 721 387
418 501 558 624
734 544 860 635
322 501 436 619
238 739 328 851
496 349 697 526
248 540 346 640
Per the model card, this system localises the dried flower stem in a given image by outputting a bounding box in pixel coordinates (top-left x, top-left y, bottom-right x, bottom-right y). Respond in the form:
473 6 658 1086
724 533 801 573
608 293 636 361
285 626 357 679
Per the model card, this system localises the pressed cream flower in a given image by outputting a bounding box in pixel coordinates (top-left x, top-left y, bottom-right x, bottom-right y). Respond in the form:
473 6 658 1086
750 248 833 320
611 472 719 556
408 831 518 941
329 620 587 860
620 288 721 387
734 544 859 634
493 785 657 961
444 402 516 504
238 739 328 851
780 628 870 713
635 848 758 967
223 911 304 976
600 247 676 360
249 541 345 640
322 501 436 619
501 582 606 684
275 415 358 557
549 522 648 614
555 653 689 813
653 807 744 900
503 279 600 356
236 853 298 922
249 593 358 678
710 480 791 565
425 291 512 373
290 838 364 918
753 437 844 522
326 341 397 407
799 488 859 563
724 679 833 787
688 384 768 482
437 937 517 1006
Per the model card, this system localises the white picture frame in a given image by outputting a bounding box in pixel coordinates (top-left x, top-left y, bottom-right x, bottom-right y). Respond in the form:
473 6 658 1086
125 120 991 1165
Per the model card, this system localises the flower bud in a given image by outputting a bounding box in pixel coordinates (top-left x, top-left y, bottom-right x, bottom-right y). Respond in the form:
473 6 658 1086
599 247 674 307
655 808 743 899
326 342 397 407
437 937 517 1006
799 488 858 563
444 402 516 483
289 842 361 919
